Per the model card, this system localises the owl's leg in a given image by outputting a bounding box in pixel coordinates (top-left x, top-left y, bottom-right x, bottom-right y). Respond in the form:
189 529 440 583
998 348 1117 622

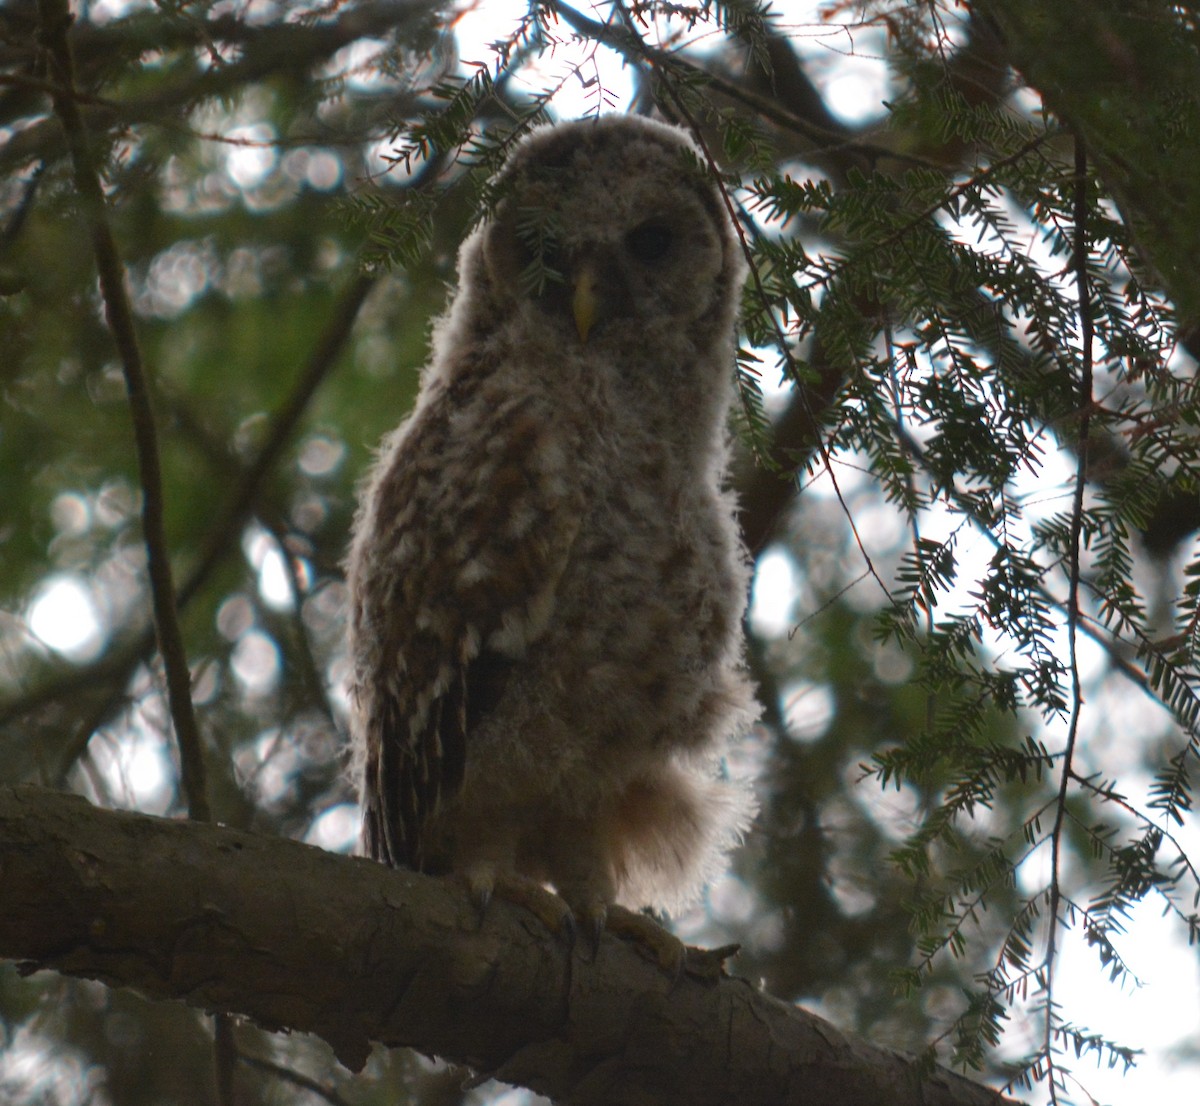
606 908 741 980
551 889 688 978
603 905 688 977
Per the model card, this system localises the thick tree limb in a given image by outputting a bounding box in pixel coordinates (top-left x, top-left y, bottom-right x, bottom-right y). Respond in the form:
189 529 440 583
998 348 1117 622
0 785 1021 1106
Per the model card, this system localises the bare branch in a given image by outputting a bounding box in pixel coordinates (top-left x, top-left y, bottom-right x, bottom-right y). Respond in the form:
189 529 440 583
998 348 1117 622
0 271 377 783
0 785 1023 1106
238 1053 355 1106
37 0 209 822
1042 134 1095 1102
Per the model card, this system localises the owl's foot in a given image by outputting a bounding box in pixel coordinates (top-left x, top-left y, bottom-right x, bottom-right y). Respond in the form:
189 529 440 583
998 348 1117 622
554 893 691 978
599 907 741 981
463 867 575 939
602 904 687 977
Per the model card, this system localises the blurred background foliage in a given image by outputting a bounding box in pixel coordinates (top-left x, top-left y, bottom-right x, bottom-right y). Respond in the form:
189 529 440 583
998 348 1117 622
2 2 1200 1104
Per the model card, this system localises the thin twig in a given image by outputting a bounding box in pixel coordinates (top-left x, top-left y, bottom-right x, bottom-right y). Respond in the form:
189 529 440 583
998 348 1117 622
884 316 938 735
238 1054 354 1106
1 163 44 250
884 420 1157 727
653 58 893 602
790 130 1058 298
1042 131 1094 1106
550 0 943 171
36 0 210 823
0 271 377 782
0 1 428 179
1067 770 1200 925
183 271 376 613
36 10 232 1093
214 1013 237 1106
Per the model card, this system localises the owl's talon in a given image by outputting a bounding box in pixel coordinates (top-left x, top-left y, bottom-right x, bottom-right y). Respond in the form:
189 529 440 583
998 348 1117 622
462 865 496 925
582 907 606 962
559 908 578 949
556 888 608 960
481 873 575 939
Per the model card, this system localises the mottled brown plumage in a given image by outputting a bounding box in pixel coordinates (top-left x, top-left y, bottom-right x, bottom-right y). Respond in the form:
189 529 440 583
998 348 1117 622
347 115 757 923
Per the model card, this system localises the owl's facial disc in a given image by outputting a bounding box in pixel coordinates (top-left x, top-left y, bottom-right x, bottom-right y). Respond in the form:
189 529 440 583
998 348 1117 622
484 171 723 341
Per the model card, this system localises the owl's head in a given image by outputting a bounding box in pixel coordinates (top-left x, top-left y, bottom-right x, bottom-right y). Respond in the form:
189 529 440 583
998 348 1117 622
468 115 745 350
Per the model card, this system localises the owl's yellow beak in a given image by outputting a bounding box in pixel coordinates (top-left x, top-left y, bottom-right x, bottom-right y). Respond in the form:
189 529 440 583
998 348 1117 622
572 265 598 343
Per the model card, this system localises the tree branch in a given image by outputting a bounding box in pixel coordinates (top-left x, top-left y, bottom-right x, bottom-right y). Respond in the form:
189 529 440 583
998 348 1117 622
0 271 377 782
0 785 1023 1106
972 0 1200 321
1 0 437 175
37 0 209 822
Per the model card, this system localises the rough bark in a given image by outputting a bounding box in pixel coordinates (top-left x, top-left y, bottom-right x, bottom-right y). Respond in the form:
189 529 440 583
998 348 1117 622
0 785 1022 1106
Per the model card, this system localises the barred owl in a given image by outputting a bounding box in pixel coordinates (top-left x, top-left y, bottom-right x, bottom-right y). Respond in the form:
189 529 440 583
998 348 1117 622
347 115 757 934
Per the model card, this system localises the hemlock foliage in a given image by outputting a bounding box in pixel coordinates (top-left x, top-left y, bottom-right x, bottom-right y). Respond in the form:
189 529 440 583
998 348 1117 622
2 2 1199 1104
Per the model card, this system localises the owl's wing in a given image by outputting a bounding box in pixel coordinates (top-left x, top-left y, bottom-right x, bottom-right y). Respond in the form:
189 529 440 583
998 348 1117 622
352 396 581 871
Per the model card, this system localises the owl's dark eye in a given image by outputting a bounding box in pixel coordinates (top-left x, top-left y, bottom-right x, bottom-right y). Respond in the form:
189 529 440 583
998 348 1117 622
625 221 673 263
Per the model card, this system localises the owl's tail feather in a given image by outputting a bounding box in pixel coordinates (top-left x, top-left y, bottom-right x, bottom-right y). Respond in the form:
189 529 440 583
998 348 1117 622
606 757 756 916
